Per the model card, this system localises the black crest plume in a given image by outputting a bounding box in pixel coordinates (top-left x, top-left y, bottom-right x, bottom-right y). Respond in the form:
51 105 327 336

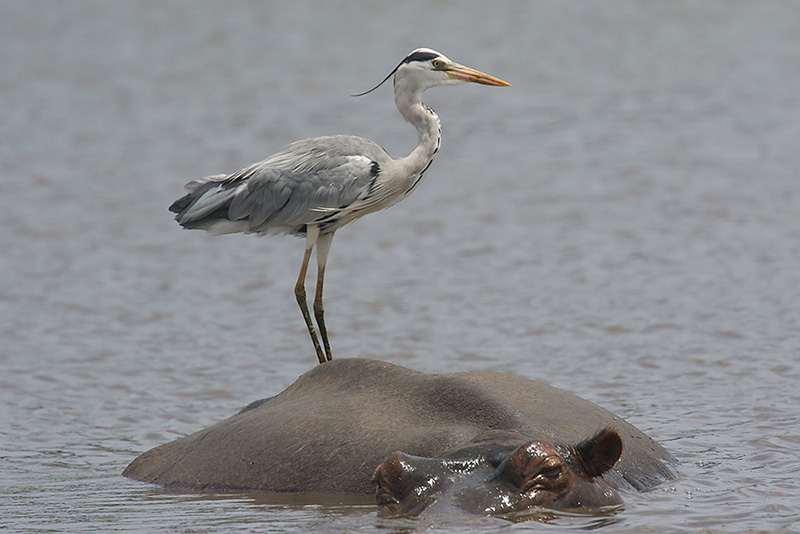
351 50 439 97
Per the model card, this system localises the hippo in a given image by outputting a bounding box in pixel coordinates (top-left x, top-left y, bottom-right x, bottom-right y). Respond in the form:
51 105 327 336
124 359 677 518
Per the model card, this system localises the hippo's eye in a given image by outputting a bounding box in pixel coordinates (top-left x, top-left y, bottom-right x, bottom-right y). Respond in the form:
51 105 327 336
539 465 562 480
521 465 563 492
519 465 564 494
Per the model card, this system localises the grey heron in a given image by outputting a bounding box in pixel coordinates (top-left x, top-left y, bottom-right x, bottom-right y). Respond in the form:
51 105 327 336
169 48 510 364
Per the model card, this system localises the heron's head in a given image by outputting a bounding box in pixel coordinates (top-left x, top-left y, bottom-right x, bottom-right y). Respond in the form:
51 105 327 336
354 48 510 100
397 48 510 90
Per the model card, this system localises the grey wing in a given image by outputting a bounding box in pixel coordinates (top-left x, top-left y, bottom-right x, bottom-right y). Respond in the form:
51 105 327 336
169 136 388 236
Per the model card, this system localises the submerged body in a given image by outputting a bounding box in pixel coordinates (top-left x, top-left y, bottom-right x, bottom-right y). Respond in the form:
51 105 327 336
169 49 510 364
124 359 677 518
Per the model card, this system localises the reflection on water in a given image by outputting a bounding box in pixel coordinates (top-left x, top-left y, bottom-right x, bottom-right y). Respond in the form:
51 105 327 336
500 504 624 527
2 1 799 532
163 489 375 509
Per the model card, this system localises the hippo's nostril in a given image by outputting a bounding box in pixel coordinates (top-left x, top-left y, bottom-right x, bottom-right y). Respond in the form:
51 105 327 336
374 475 403 518
373 456 407 514
376 488 399 506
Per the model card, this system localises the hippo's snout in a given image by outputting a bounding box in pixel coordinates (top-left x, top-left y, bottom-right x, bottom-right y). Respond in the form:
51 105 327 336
371 453 404 516
372 452 452 517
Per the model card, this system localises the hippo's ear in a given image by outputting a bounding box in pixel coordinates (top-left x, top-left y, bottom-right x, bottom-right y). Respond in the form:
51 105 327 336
574 428 622 478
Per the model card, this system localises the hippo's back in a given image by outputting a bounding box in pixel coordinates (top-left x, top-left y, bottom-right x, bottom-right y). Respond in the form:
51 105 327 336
123 359 676 493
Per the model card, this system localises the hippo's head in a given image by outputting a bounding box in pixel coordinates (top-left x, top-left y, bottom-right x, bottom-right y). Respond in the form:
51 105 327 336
372 428 623 518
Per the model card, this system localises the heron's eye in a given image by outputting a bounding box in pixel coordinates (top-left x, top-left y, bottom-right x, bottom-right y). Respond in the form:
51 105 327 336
432 59 443 68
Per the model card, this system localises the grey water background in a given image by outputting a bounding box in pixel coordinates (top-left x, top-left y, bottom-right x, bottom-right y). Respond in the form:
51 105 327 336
1 1 799 532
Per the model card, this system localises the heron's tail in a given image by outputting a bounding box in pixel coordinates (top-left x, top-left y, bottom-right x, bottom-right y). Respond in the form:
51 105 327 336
169 174 239 231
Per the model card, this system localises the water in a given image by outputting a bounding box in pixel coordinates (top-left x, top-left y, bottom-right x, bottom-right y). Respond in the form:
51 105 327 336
1 1 799 532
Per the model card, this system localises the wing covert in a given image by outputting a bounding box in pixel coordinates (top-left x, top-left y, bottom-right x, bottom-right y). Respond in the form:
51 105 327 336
172 135 389 235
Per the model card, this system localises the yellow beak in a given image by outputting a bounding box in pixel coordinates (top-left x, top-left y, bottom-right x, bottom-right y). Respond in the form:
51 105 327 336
445 63 511 87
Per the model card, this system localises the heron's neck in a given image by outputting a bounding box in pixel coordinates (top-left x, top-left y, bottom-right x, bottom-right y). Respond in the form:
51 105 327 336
397 97 442 178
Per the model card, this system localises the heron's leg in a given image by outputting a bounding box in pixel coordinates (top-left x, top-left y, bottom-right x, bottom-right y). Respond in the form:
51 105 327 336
313 232 334 361
295 225 326 364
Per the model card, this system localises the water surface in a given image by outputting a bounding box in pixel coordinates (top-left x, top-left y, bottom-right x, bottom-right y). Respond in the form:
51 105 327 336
2 1 799 532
